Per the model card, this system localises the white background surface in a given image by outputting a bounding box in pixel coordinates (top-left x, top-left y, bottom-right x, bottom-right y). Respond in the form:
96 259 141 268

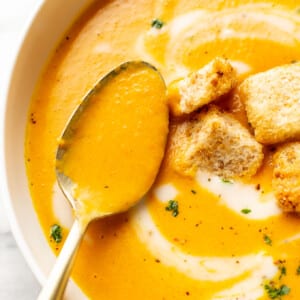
0 0 42 299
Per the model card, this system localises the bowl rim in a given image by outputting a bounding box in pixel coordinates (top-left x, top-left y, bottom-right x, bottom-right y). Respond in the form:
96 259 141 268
1 0 47 284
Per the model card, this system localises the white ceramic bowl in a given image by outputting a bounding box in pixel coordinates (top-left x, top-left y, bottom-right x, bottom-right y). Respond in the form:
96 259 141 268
1 1 95 298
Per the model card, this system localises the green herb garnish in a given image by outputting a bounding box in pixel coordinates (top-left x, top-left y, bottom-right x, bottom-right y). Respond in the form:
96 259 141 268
296 266 300 275
50 224 62 243
221 178 233 184
279 266 287 280
241 208 251 214
151 19 164 29
165 200 179 217
264 284 290 299
264 234 272 246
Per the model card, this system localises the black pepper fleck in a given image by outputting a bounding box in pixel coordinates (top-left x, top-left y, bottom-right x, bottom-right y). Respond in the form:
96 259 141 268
30 113 37 124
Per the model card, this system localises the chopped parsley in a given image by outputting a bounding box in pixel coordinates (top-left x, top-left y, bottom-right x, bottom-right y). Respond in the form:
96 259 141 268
165 200 179 217
296 266 300 275
221 178 233 184
50 224 62 243
191 190 197 194
241 208 251 214
264 284 290 299
263 234 272 246
279 265 287 280
151 19 164 29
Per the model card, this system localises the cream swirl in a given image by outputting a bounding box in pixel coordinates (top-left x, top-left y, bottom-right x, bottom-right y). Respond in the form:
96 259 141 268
135 4 300 83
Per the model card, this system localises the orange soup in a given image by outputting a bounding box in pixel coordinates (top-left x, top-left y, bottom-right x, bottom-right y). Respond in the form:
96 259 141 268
57 62 168 225
25 0 300 299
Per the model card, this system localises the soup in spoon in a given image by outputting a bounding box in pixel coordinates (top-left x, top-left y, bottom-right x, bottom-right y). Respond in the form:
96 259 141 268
56 61 169 224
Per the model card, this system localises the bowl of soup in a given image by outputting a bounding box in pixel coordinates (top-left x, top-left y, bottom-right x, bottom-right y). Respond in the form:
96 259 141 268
3 0 300 299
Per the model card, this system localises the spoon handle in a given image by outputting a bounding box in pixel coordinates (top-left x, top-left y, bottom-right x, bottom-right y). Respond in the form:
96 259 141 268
37 219 87 300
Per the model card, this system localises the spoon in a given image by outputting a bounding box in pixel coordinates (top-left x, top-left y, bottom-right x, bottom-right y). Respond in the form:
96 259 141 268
38 61 169 300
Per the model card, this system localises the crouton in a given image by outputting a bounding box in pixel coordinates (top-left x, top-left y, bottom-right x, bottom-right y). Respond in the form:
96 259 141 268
272 142 300 212
167 57 237 116
240 63 300 145
169 106 264 178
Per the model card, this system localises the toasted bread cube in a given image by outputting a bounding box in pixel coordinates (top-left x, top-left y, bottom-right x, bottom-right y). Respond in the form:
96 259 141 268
168 57 237 116
170 106 264 178
272 142 300 212
240 63 300 145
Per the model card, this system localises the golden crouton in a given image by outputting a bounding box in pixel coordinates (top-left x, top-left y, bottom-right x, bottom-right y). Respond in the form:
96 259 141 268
167 57 237 116
240 63 300 145
169 106 264 178
272 142 300 212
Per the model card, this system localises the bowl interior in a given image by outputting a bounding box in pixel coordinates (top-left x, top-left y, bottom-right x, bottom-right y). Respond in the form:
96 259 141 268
2 0 94 298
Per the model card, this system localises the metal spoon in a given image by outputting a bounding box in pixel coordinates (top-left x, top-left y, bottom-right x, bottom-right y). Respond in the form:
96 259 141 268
37 61 168 300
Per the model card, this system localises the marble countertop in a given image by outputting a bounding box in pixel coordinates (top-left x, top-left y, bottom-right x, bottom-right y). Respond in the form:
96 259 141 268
0 0 42 299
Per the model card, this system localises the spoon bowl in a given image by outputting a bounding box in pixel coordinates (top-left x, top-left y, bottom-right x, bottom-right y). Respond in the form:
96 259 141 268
38 61 169 300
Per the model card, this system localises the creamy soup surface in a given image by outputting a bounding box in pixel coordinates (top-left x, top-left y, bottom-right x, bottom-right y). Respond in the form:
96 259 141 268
26 0 300 299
